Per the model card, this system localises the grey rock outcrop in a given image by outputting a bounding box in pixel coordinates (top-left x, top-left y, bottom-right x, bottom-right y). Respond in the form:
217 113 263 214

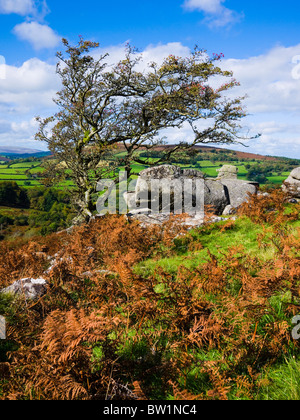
220 179 259 209
135 165 206 214
282 168 300 198
204 179 229 214
1 277 47 300
126 211 205 228
127 164 229 218
217 165 238 179
216 164 259 209
125 164 259 225
290 168 300 180
222 204 235 216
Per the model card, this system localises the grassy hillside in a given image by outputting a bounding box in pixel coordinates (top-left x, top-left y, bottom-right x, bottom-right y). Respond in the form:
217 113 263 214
0 146 297 242
0 189 300 400
0 147 299 189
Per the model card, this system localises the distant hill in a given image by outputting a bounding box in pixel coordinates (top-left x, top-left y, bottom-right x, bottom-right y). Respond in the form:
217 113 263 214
1 144 298 164
153 145 285 162
0 147 51 160
117 143 299 163
0 147 44 154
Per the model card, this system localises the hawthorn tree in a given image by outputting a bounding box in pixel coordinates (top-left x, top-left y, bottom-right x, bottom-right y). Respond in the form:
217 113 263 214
36 37 255 222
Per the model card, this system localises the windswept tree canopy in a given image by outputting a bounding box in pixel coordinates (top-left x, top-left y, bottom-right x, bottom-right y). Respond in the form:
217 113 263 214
36 37 255 221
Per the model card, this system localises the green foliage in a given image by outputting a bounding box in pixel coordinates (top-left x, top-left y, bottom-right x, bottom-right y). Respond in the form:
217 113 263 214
0 181 30 208
0 185 74 240
0 214 14 226
0 293 19 363
27 187 74 235
257 357 300 400
245 161 298 184
13 215 29 226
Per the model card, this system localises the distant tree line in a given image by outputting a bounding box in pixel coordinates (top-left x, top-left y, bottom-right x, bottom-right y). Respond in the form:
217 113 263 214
0 181 74 237
245 162 298 184
0 181 30 208
139 150 300 169
138 149 237 165
5 156 42 168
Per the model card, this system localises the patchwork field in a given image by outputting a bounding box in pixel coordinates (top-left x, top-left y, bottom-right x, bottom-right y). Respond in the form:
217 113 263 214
0 147 298 189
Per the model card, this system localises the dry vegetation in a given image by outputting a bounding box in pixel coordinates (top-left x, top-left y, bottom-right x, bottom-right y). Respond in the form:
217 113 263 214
0 190 300 400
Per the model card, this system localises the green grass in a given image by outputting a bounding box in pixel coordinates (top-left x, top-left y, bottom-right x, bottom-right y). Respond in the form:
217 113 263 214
267 174 290 184
257 357 300 400
201 167 219 177
197 160 217 166
130 163 148 173
0 169 29 174
235 165 248 175
131 208 300 399
28 166 45 174
16 180 44 187
0 156 295 190
0 175 29 180
9 162 41 168
134 216 298 278
0 160 45 187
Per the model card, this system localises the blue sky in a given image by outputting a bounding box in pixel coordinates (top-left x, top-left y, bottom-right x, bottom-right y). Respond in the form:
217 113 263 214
1 0 300 158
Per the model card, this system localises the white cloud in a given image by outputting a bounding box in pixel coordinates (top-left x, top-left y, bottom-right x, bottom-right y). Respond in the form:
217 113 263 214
183 0 243 27
0 41 300 157
0 0 48 18
184 0 225 14
241 118 300 157
131 41 300 158
221 44 300 113
140 42 191 66
11 117 39 133
2 58 58 91
0 56 56 146
212 44 300 158
0 1 55 50
0 116 48 150
0 57 59 114
0 0 35 15
13 21 61 50
93 41 191 69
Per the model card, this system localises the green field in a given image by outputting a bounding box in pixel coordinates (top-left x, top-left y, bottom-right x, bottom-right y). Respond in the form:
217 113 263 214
0 161 44 187
0 152 296 188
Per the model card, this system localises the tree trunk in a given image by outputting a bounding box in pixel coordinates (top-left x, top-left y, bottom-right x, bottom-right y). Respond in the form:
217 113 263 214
73 185 95 224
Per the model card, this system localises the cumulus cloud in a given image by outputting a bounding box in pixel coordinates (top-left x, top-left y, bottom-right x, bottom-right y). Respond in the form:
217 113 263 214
0 57 59 150
206 44 300 157
0 57 59 113
0 0 48 18
1 1 56 50
184 0 226 14
0 41 300 157
0 57 59 149
221 43 300 113
13 21 61 50
93 41 191 69
183 0 243 28
0 0 35 15
129 41 300 157
139 42 191 66
0 115 49 150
